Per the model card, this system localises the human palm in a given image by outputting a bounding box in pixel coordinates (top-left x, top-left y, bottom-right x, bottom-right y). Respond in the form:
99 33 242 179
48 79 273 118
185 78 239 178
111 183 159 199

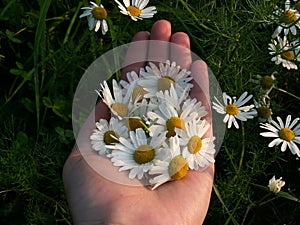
63 20 214 225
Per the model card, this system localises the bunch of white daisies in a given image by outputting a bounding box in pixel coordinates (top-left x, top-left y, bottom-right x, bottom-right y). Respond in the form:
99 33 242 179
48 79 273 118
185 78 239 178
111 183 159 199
268 0 300 70
79 0 157 35
90 60 216 190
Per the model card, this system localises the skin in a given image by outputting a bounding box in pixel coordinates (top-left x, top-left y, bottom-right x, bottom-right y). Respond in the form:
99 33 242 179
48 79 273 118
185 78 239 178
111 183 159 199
63 20 215 225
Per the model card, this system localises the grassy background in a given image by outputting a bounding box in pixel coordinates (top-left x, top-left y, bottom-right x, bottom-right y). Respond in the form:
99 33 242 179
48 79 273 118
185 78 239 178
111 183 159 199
1 0 300 224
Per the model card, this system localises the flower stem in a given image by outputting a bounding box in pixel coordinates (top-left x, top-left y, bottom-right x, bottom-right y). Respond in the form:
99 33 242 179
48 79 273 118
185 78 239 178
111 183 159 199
178 0 235 40
238 121 245 174
274 86 300 101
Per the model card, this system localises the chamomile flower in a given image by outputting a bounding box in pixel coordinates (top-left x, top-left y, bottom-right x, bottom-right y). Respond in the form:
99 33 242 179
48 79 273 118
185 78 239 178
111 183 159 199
149 135 189 190
107 128 167 180
176 119 216 170
268 35 300 70
120 71 148 102
90 118 128 155
251 73 276 95
212 92 257 129
147 95 204 138
98 79 134 120
114 0 157 21
260 115 300 157
268 176 285 193
138 60 193 98
79 1 108 35
155 85 206 119
272 0 300 37
254 99 273 123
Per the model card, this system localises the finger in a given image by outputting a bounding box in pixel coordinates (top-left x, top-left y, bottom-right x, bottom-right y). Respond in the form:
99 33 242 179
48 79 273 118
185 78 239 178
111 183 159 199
122 31 150 80
190 60 213 137
147 20 171 64
170 32 192 70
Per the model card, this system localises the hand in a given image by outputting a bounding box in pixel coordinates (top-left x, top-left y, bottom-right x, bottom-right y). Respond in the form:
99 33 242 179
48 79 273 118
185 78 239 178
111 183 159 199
63 20 214 225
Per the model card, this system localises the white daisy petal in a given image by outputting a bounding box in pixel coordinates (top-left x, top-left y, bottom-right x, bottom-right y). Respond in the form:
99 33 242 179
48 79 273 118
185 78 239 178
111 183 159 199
260 115 300 156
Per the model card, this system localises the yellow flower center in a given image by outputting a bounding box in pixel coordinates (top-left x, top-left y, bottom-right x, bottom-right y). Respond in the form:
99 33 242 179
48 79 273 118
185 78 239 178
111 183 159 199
188 135 203 154
92 6 107 20
133 144 155 164
281 51 294 61
111 102 128 118
168 155 189 180
103 130 119 144
132 86 148 102
278 128 295 141
260 75 275 90
225 104 239 115
280 9 297 24
257 106 271 119
127 6 141 17
127 118 147 131
166 117 186 138
295 1 300 12
157 76 175 92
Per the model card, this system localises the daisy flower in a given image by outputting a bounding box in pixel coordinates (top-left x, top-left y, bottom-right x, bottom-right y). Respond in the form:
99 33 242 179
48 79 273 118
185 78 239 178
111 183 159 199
114 0 157 21
147 94 205 138
268 34 300 70
260 115 300 157
138 60 193 98
149 135 189 190
98 79 134 120
212 92 257 129
79 1 108 35
176 119 216 170
90 117 128 155
268 176 285 193
107 128 167 180
251 73 276 95
272 0 300 37
254 99 273 123
155 85 206 119
120 71 149 103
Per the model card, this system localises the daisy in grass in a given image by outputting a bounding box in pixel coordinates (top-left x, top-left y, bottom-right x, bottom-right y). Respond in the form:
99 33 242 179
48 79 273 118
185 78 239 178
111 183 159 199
114 0 157 21
260 115 300 157
251 73 276 95
212 92 257 129
79 1 108 35
268 35 300 70
107 128 167 180
149 135 189 190
254 99 273 123
268 176 285 193
138 60 194 98
90 118 128 155
176 119 215 170
272 0 300 37
98 79 135 120
147 89 207 138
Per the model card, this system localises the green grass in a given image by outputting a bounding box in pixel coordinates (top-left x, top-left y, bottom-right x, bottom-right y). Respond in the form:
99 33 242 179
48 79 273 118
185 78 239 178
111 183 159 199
1 0 300 224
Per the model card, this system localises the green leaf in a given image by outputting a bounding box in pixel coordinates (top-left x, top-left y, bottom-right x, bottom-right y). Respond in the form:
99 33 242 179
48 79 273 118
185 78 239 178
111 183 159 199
277 191 300 203
42 97 53 108
5 29 22 44
16 61 24 70
16 131 28 145
21 98 34 112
